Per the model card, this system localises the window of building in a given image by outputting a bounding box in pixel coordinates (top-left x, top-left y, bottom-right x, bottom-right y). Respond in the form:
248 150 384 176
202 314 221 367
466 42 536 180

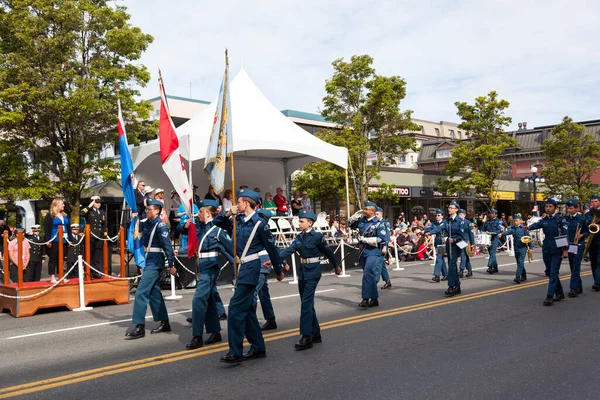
457 130 462 139
410 155 414 164
436 149 450 159
398 155 406 164
419 125 424 134
449 129 455 139
435 128 440 137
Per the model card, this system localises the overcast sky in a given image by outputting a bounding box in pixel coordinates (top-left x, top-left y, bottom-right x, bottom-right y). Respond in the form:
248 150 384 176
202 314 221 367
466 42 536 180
123 0 600 129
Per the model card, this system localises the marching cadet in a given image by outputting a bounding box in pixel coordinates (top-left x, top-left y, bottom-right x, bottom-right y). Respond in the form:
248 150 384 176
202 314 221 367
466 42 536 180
66 224 85 278
25 225 45 282
498 214 533 284
349 201 387 308
80 195 108 278
425 201 469 297
125 200 176 339
182 199 233 350
424 209 448 282
278 209 340 350
255 209 278 331
213 189 286 364
458 209 474 278
482 209 503 274
524 198 569 306
564 199 588 297
586 194 600 292
375 207 392 290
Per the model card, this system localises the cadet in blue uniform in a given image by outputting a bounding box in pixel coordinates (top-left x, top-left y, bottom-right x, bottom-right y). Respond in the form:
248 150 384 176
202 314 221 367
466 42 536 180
499 214 533 284
279 210 340 350
255 209 277 331
482 209 503 274
125 200 176 339
525 198 569 306
183 199 234 350
425 201 469 297
586 194 600 292
375 207 393 290
213 189 286 364
424 209 448 282
349 201 387 308
458 209 474 278
564 199 588 297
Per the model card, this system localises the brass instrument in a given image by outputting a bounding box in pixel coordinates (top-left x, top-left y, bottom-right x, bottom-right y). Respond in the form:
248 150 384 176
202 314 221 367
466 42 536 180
521 235 533 262
465 241 475 257
347 210 364 225
584 213 599 256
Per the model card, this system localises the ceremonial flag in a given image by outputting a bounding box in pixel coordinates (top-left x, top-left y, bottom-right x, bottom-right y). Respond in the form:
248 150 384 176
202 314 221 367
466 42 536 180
204 50 232 194
128 216 146 269
158 71 197 256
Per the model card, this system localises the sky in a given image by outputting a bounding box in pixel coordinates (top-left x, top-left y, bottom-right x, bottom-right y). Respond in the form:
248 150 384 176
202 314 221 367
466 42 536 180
122 0 600 129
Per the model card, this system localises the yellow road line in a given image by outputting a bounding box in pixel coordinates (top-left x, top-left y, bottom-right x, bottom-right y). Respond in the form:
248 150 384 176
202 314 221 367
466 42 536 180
0 271 591 399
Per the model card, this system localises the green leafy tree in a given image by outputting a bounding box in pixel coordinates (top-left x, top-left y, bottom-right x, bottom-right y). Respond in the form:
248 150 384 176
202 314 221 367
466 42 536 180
310 54 419 205
541 116 600 201
0 0 154 220
439 91 517 209
366 183 400 207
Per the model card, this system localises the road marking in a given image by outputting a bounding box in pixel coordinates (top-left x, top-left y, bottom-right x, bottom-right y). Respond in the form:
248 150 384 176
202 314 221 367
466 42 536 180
0 272 591 399
4 289 336 340
472 259 542 270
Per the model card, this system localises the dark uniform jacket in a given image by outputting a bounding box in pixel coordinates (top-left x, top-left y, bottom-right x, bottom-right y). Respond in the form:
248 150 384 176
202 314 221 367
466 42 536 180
279 229 337 280
80 207 107 238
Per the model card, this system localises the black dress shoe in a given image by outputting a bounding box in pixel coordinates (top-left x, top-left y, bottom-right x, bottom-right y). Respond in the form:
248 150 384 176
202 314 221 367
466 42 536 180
487 268 494 274
444 287 455 297
150 321 171 334
465 270 473 277
441 276 448 281
186 317 192 323
381 280 392 290
459 270 464 278
514 278 522 284
242 350 267 360
554 293 565 302
358 299 369 308
368 299 379 307
312 332 322 343
543 296 554 306
220 353 243 364
205 332 222 345
294 335 313 351
261 319 277 331
567 289 579 298
520 275 527 281
493 267 499 273
592 284 600 292
218 313 227 321
453 287 461 295
124 324 145 340
186 336 203 350
432 276 440 283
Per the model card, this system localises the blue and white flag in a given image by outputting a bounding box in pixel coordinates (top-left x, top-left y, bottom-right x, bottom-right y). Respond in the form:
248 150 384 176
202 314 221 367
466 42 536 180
127 216 146 269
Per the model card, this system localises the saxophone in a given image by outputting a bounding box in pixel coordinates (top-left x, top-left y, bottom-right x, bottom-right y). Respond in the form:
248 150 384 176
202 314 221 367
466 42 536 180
584 210 599 256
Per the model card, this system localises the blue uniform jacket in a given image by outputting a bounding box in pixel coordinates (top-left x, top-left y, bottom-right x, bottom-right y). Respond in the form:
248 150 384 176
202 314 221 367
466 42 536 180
140 217 175 268
378 219 391 250
482 218 503 236
585 209 600 244
279 229 338 280
566 213 589 245
502 225 534 252
213 212 285 285
462 218 475 243
528 214 569 254
350 216 387 256
426 216 470 249
195 220 234 274
424 220 445 246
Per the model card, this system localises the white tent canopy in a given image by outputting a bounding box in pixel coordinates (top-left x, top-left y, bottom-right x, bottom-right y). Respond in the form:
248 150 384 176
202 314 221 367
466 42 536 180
130 68 348 198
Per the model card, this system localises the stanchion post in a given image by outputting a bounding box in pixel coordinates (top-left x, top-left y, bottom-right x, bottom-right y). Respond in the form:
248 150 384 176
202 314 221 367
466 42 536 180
393 236 404 271
119 227 125 277
164 274 182 300
58 225 64 282
17 230 24 288
103 240 109 276
288 254 298 285
3 231 9 285
85 224 91 282
73 255 93 312
337 237 351 277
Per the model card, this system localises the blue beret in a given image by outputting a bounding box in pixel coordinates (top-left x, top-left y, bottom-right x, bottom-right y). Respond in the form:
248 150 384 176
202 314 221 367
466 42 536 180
591 194 600 200
376 207 383 213
236 188 261 203
256 209 272 220
299 209 317 221
448 200 459 208
512 214 522 220
435 209 444 215
546 198 558 206
201 199 219 208
364 200 378 209
566 198 579 207
147 200 163 209
458 209 466 214
489 209 498 214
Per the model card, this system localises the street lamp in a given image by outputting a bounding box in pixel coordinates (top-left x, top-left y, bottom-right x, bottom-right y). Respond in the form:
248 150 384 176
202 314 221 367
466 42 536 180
524 166 545 215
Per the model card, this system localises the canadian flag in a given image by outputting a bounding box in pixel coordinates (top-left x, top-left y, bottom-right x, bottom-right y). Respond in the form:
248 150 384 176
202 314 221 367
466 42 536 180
158 72 197 256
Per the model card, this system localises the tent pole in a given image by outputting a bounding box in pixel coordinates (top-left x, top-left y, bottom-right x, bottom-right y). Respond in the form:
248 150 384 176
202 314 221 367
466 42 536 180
345 165 351 221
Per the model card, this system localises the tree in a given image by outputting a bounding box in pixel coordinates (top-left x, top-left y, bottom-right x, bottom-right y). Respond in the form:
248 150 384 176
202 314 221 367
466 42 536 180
366 183 401 208
312 54 419 205
439 91 517 209
0 0 155 220
540 116 600 201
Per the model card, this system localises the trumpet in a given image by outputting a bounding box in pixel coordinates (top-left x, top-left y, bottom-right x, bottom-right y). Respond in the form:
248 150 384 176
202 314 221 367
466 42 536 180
521 236 533 263
347 210 364 225
584 212 599 256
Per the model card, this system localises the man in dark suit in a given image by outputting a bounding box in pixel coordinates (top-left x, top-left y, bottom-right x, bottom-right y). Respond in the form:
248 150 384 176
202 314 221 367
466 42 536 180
135 181 147 219
81 195 108 278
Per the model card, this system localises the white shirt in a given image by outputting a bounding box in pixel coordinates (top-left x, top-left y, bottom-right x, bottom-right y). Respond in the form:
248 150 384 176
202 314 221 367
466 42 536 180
244 211 256 223
222 198 233 211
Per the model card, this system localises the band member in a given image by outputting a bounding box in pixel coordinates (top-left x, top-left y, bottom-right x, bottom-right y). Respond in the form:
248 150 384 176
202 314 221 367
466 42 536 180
80 195 108 278
482 209 503 274
524 198 569 306
424 209 448 282
213 189 286 364
278 210 340 350
125 200 176 339
586 194 600 292
255 210 278 331
349 201 387 308
458 209 474 278
375 207 392 290
564 199 588 297
499 214 533 284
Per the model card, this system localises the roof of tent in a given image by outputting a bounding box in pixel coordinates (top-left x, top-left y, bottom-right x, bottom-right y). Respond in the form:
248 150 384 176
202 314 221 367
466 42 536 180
130 68 348 174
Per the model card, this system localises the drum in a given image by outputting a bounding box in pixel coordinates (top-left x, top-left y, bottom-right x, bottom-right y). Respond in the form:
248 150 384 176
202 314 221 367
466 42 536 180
475 233 491 246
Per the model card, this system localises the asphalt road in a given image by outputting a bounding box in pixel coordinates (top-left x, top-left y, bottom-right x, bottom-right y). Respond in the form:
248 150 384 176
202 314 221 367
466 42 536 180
1 249 599 399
